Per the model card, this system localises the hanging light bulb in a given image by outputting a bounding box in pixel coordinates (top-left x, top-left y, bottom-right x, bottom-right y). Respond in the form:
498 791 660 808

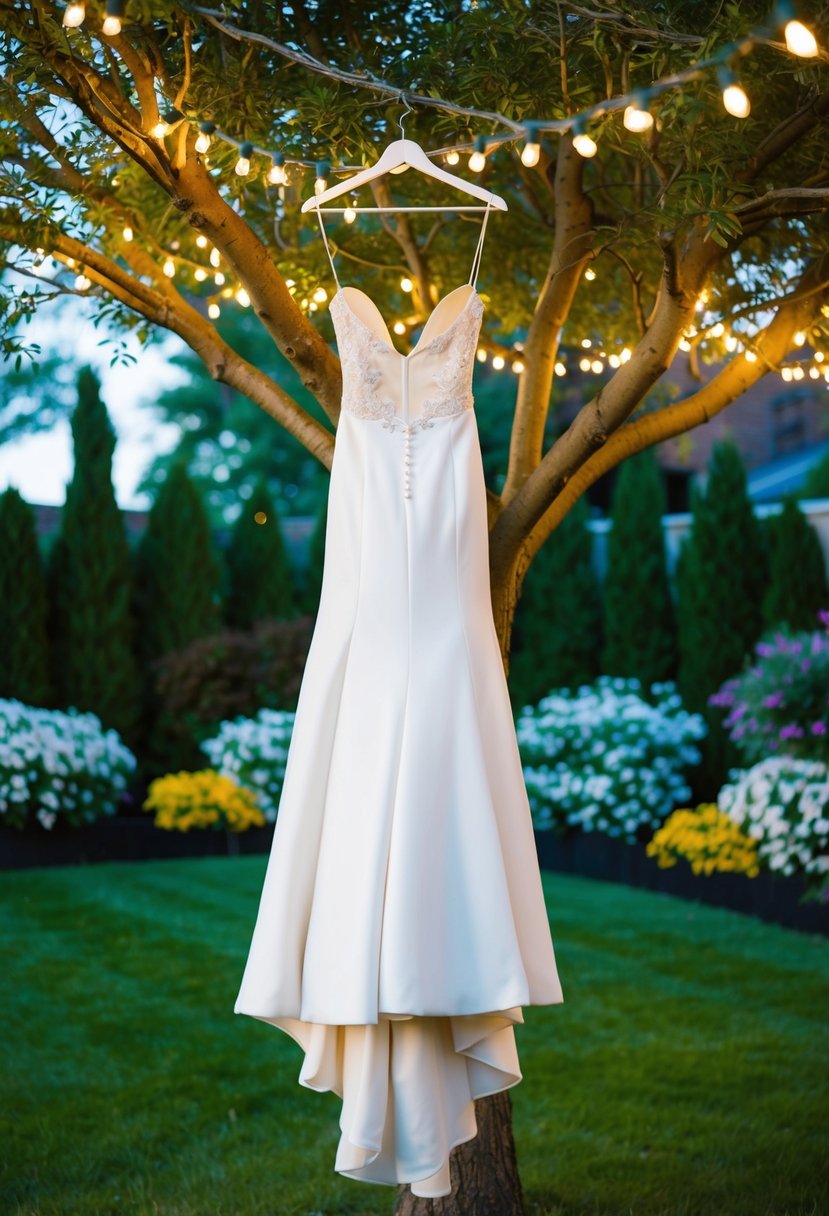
163 257 175 278
590 359 603 374
492 354 505 370
815 351 825 362
745 349 757 362
608 353 621 368
793 364 805 379
102 0 124 36
781 366 793 381
776 0 819 56
195 235 208 249
209 247 221 268
62 3 85 28
267 152 287 185
400 277 413 293
469 135 488 173
717 68 750 118
623 93 654 133
554 361 566 376
581 338 592 349
236 287 251 307
620 347 632 363
315 159 331 195
679 337 692 352
235 141 254 177
74 272 91 290
446 150 460 166
794 330 806 346
512 359 525 374
122 225 133 242
520 122 541 167
579 356 591 372
208 301 221 320
810 365 820 378
194 268 207 282
477 348 488 363
584 267 596 281
152 117 169 140
571 119 597 159
393 321 406 335
313 287 328 303
343 206 357 224
195 121 216 155
725 334 738 352
214 272 225 286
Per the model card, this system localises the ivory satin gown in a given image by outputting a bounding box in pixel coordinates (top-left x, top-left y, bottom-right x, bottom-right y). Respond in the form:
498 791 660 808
234 200 564 1198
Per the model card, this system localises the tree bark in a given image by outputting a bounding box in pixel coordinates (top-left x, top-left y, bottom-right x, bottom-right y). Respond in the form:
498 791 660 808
394 1092 524 1216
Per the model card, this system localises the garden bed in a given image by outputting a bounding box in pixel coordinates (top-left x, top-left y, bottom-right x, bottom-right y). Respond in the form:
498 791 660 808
2 813 826 936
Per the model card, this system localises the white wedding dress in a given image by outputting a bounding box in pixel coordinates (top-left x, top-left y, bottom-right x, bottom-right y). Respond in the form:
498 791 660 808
234 199 564 1198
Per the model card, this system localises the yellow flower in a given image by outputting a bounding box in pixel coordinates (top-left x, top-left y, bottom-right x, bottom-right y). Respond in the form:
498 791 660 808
648 804 760 878
143 769 265 833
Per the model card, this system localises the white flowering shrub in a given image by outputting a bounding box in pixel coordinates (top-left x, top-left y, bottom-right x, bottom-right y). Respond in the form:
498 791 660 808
717 756 829 881
200 708 295 823
516 677 706 841
0 699 136 831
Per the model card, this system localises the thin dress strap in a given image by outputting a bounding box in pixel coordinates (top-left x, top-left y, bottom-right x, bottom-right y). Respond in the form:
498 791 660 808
314 200 341 290
468 196 493 288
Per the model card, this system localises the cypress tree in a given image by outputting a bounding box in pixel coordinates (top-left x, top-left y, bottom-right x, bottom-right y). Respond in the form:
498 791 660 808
134 461 222 665
0 488 51 705
225 477 296 627
601 449 677 687
508 496 603 711
676 439 769 794
49 368 140 741
762 495 829 631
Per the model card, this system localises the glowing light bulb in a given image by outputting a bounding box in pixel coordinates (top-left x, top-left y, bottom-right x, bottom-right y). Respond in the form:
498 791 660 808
477 349 487 363
196 235 208 249
469 150 486 172
235 142 253 177
400 277 413 293
579 357 591 372
785 19 818 57
152 118 169 140
196 122 216 155
781 366 793 381
254 511 267 525
102 14 121 35
208 302 221 319
591 359 603 374
313 287 328 303
815 351 824 362
236 288 251 307
581 338 592 349
210 247 221 268
122 225 133 242
793 364 805 379
554 361 566 376
62 3 85 28
572 132 597 158
745 349 757 362
446 150 460 166
725 334 738 352
511 359 525 374
608 353 621 368
794 330 806 346
393 321 406 335
584 267 596 281
267 162 287 186
343 206 356 224
710 322 725 337
163 257 175 278
314 176 328 195
623 103 653 133
74 273 91 290
492 354 505 370
679 337 692 352
620 347 632 363
214 272 225 286
521 124 541 167
723 83 750 118
810 365 820 378
194 268 207 282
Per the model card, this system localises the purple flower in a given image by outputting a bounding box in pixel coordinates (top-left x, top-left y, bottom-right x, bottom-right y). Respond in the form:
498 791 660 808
818 608 829 630
756 642 775 658
763 692 785 709
811 721 827 736
779 724 805 740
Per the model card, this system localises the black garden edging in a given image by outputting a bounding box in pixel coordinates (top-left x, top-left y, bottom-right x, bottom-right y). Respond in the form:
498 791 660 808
2 815 826 937
534 829 829 936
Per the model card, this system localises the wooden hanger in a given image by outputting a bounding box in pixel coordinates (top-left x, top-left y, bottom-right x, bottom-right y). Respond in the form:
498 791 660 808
301 100 508 215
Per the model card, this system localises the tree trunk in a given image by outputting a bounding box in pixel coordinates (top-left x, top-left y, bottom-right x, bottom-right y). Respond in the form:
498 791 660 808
394 1092 524 1216
394 569 525 1215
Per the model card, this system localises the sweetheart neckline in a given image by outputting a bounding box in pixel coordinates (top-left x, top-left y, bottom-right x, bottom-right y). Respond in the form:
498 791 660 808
332 283 482 359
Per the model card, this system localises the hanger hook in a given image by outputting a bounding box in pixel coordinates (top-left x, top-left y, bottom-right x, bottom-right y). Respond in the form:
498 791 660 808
398 93 413 138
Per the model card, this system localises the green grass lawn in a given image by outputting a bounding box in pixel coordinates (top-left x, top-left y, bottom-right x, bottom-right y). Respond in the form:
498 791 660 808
1 857 827 1216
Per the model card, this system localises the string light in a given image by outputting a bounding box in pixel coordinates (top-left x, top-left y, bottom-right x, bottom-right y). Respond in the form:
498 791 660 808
623 94 654 132
235 141 254 176
793 364 805 379
718 68 751 118
679 337 692 351
579 357 591 371
74 272 91 290
151 110 181 140
554 361 566 376
343 206 356 223
512 359 525 373
214 271 225 286
267 152 287 185
477 349 487 362
581 338 592 348
195 122 216 155
313 287 328 303
620 347 632 363
102 0 124 36
492 354 505 370
809 365 820 378
794 330 806 346
163 257 175 278
196 235 208 249
62 3 85 28
590 359 603 374
608 353 621 368
208 301 221 319
745 349 757 362
781 365 793 381
209 247 221 268
520 122 541 167
445 150 460 166
725 334 738 352
815 352 825 362
122 225 133 241
584 267 596 281
393 321 407 335
315 159 331 195
194 268 207 282
468 134 488 173
571 118 597 159
236 287 251 307
776 1 819 56
400 276 413 293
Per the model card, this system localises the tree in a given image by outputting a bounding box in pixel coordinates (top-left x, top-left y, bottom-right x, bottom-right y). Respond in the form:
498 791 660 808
676 440 768 793
3 3 829 1210
799 447 829 500
762 495 829 631
508 495 602 709
601 450 677 686
0 488 50 705
48 367 140 741
225 477 297 627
